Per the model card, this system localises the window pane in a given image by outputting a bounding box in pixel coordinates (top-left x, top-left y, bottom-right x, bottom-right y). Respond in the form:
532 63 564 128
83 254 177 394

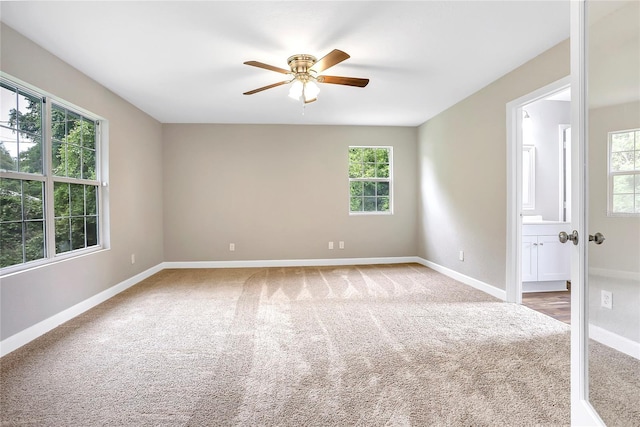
71 217 85 250
86 216 98 246
613 174 634 194
52 140 63 175
24 220 45 262
18 134 42 174
636 195 640 214
611 132 634 152
377 182 389 196
378 197 390 212
69 184 85 216
363 181 376 196
349 162 363 178
363 163 376 178
0 84 16 130
363 148 376 163
0 222 23 268
66 144 81 179
0 130 18 171
611 151 635 172
349 147 363 163
54 182 70 217
350 197 363 212
81 118 96 149
613 194 634 213
636 150 640 171
23 180 44 220
51 105 66 141
0 178 22 222
55 217 71 254
82 148 96 180
66 111 81 142
350 181 363 196
376 163 389 178
364 197 376 211
86 185 97 215
375 148 389 163
17 91 41 136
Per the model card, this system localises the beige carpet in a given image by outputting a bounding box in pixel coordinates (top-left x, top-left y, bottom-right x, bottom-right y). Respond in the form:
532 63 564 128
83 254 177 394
0 263 618 426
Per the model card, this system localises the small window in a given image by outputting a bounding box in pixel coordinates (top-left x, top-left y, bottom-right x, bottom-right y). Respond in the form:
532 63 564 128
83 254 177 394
349 146 392 214
608 129 640 215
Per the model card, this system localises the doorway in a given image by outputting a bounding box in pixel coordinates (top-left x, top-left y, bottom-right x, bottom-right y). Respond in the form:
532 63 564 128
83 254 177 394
505 76 571 305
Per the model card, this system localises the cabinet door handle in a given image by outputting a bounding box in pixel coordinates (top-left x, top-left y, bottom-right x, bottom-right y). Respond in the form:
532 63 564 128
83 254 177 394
539 242 544 246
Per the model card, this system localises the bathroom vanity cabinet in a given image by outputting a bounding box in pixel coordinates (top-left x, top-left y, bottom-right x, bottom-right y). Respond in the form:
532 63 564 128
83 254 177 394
522 222 571 292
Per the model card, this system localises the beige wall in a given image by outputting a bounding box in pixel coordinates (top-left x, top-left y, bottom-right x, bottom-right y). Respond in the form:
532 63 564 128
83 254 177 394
0 24 164 340
162 124 418 262
417 40 570 290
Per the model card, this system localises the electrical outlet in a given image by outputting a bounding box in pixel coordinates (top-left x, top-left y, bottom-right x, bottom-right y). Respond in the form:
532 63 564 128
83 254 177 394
459 250 464 261
601 290 612 309
339 241 344 249
328 241 334 250
131 254 135 264
229 243 235 252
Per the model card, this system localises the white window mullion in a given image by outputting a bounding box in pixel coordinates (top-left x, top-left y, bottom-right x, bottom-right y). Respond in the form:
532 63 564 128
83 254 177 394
43 97 56 259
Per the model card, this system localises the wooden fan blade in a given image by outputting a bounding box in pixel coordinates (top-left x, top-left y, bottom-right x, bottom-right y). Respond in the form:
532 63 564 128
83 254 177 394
243 80 289 95
310 49 350 73
318 75 369 87
244 61 291 74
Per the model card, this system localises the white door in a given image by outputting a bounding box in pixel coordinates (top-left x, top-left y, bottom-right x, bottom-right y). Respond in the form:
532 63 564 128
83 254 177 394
570 1 640 424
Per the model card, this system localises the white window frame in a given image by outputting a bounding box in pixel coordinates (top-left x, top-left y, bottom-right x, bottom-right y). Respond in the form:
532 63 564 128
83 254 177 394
348 145 393 215
607 128 640 217
0 74 108 276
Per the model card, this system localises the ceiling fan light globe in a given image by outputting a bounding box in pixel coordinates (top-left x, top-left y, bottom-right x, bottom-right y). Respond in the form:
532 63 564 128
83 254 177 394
288 80 304 100
304 81 320 102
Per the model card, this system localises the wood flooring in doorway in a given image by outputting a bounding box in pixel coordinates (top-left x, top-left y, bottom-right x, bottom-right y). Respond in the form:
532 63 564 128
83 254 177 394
522 291 571 324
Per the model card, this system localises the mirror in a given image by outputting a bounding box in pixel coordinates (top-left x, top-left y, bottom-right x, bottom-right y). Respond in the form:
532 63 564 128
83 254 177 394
586 0 640 424
522 145 535 210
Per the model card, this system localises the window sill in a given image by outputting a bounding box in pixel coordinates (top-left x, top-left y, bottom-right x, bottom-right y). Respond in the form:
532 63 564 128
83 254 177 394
0 246 109 279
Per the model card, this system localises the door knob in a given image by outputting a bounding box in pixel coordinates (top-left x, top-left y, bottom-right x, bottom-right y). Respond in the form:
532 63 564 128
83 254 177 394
559 230 579 245
589 232 605 245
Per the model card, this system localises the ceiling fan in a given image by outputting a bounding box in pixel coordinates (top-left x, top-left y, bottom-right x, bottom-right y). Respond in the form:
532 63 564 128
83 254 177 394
243 49 369 104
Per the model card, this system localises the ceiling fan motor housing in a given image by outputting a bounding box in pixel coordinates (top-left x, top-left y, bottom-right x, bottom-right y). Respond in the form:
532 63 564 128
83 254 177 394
287 54 317 75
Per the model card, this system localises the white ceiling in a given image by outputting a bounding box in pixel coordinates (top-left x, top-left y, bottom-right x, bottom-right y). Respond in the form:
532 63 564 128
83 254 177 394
0 1 570 126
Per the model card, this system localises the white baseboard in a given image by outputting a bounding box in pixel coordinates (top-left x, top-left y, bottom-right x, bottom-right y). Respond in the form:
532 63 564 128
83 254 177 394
0 263 164 357
162 256 421 269
523 280 568 293
589 323 640 360
416 258 507 301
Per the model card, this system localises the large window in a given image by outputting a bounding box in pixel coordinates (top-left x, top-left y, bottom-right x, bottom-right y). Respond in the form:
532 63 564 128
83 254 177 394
608 129 640 215
0 77 104 271
349 146 392 213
